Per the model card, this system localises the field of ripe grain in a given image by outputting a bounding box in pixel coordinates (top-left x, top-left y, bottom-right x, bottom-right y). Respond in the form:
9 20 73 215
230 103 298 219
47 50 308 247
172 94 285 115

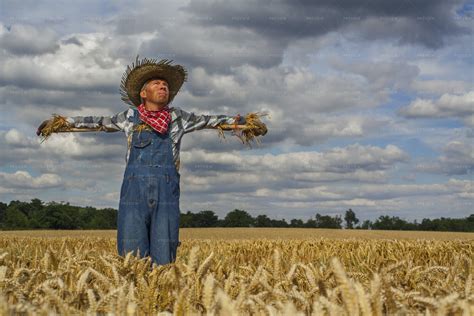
0 229 473 315
3 227 474 240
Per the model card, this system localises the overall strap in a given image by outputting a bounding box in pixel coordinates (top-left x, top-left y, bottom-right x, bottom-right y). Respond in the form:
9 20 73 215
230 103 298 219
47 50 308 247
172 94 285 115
127 108 141 150
129 108 141 125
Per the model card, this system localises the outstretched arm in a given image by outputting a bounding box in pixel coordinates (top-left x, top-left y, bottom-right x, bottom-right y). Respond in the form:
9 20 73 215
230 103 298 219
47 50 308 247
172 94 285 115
65 108 133 133
180 108 246 134
36 108 134 138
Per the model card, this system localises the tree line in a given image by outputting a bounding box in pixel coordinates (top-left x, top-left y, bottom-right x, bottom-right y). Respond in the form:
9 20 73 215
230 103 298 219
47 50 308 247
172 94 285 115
1 199 473 232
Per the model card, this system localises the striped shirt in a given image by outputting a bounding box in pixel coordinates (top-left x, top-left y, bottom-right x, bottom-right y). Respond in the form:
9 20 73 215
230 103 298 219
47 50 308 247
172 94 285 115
66 106 245 172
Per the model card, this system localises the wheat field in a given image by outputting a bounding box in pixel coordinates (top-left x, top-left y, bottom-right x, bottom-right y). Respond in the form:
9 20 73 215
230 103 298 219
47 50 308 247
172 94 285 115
0 229 473 315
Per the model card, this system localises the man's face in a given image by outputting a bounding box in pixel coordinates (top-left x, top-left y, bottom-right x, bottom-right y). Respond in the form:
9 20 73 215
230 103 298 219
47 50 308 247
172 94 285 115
140 79 169 106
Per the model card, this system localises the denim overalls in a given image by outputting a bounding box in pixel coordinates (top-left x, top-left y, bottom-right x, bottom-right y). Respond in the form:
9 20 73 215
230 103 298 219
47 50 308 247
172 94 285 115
117 109 180 266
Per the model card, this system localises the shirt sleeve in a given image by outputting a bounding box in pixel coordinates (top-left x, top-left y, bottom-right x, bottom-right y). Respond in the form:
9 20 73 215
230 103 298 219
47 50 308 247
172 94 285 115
180 108 246 134
65 109 132 133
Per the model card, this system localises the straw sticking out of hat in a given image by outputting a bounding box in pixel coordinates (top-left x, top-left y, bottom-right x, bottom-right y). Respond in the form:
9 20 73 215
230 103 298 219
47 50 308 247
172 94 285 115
120 56 187 107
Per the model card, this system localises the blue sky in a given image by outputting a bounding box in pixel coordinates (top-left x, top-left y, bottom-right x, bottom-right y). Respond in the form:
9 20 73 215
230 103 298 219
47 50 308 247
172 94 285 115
0 0 472 222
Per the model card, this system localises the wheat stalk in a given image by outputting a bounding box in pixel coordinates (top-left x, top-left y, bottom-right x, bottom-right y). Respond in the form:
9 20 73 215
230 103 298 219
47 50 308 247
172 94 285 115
0 232 472 314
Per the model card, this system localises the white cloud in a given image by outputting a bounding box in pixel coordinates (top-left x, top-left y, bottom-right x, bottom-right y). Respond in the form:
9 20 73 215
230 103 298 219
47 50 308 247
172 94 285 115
178 143 409 200
5 128 35 146
411 79 472 95
0 32 124 91
0 170 62 189
178 64 398 148
398 91 474 126
0 128 126 164
182 143 408 176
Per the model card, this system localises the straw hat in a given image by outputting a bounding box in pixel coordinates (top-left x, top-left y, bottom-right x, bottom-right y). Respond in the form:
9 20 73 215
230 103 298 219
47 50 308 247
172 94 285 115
120 56 187 107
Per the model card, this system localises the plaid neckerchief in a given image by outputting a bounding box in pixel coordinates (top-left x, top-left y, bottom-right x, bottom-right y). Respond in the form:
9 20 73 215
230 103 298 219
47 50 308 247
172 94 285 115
137 103 171 134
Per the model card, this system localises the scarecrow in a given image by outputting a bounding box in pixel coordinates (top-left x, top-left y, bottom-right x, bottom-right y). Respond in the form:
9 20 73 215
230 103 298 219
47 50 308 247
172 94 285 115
36 57 267 266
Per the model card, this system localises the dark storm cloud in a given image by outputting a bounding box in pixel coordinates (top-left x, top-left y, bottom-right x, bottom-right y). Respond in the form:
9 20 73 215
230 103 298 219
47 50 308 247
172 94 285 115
138 25 285 74
183 0 469 49
99 0 470 75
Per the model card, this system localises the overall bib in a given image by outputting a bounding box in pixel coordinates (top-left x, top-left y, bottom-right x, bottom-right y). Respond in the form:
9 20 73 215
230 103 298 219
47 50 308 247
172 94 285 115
117 109 180 265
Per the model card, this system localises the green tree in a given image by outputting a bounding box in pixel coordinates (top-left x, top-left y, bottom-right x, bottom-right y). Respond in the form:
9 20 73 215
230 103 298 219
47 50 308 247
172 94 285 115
223 209 255 227
4 205 29 229
194 210 218 227
255 214 273 227
270 218 289 227
179 210 218 227
8 200 31 218
360 220 372 230
314 213 342 229
1 198 473 232
179 211 195 228
419 216 473 232
42 204 80 229
304 218 317 228
30 198 44 210
290 219 304 228
87 208 117 229
344 208 359 229
371 216 416 230
0 201 7 226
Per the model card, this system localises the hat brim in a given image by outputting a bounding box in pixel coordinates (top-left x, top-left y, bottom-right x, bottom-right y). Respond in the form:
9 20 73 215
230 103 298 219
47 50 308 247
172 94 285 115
120 57 187 107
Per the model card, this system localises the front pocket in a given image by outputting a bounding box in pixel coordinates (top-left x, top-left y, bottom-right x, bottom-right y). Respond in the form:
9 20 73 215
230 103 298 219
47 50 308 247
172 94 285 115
133 138 151 148
132 130 152 148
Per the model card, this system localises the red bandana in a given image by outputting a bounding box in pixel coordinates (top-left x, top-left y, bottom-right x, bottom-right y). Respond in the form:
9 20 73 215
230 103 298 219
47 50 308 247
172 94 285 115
137 104 172 134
